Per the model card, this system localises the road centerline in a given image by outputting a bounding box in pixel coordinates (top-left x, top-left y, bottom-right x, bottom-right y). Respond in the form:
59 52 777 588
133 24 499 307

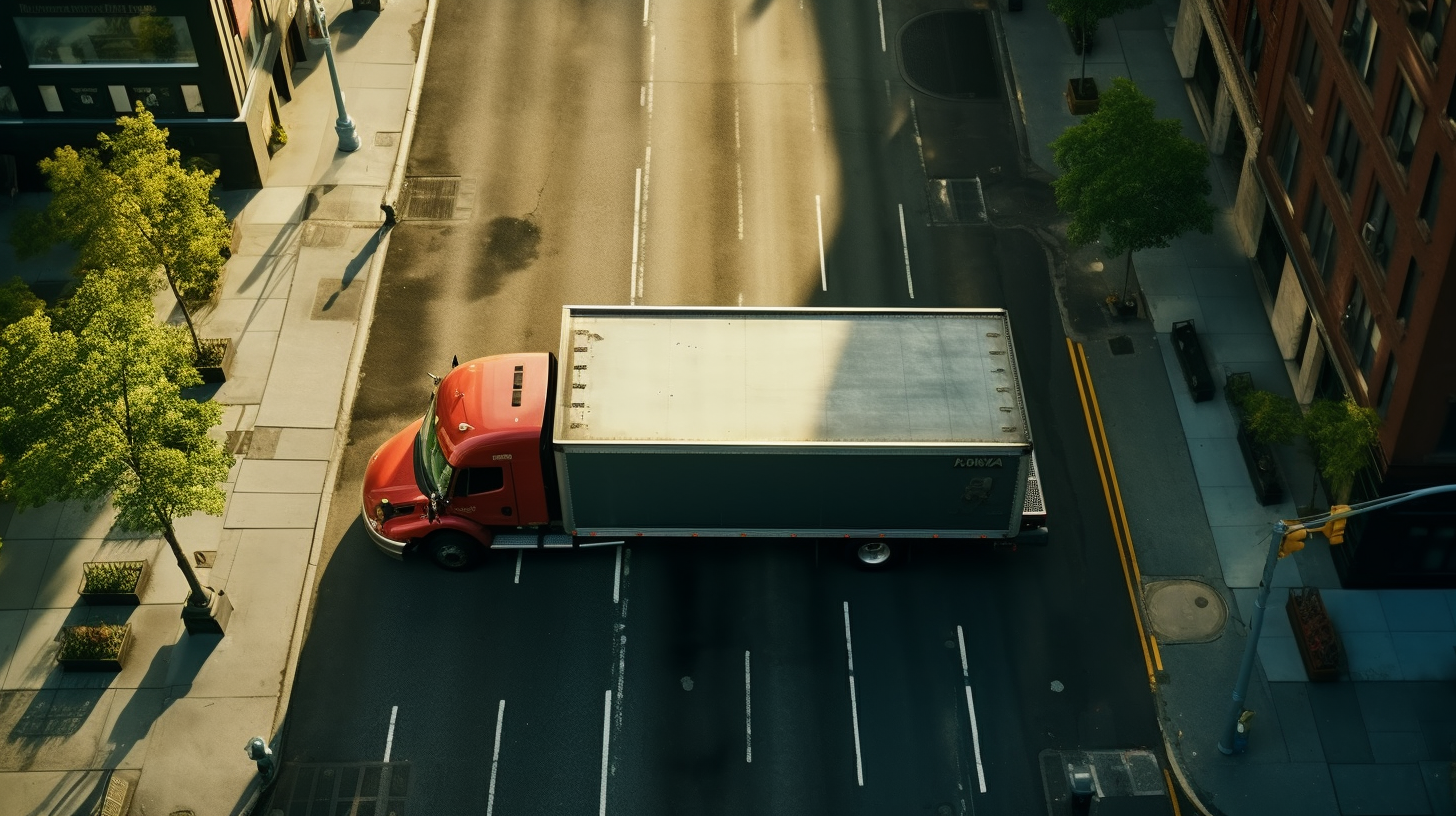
898 203 915 298
843 602 865 786
956 625 988 793
745 650 753 763
486 700 505 816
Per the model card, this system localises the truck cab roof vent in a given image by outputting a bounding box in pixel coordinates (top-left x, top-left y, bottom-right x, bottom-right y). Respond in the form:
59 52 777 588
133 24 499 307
512 365 523 407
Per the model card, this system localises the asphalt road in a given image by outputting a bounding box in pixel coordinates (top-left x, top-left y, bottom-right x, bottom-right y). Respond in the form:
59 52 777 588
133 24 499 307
273 0 1174 814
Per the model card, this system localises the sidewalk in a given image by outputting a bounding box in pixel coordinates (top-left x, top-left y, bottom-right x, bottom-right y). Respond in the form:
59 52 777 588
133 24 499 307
0 1 429 813
1000 2 1455 815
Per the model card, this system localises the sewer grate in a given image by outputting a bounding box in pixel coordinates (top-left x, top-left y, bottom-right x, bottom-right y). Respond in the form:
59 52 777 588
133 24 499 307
224 430 253 455
401 176 460 220
265 761 410 816
927 178 988 225
1108 336 1135 355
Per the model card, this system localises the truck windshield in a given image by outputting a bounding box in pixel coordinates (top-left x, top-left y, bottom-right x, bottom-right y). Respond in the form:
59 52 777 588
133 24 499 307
417 395 453 496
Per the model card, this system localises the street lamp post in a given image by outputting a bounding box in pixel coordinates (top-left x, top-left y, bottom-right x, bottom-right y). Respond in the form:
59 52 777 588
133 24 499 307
313 0 361 152
1218 484 1456 755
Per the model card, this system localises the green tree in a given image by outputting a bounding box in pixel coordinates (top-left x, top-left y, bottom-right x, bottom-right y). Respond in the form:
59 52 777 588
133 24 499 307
12 104 231 356
0 270 232 609
1047 0 1150 83
0 277 45 331
1052 78 1217 304
1305 397 1382 504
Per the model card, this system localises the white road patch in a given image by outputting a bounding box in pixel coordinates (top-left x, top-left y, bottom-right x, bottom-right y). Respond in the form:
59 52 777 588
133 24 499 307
681 676 695 691
486 700 505 816
957 626 988 793
599 690 613 816
898 203 915 299
613 544 623 603
815 195 828 291
383 705 398 762
745 651 753 763
843 602 864 786
1051 680 1065 692
514 550 522 584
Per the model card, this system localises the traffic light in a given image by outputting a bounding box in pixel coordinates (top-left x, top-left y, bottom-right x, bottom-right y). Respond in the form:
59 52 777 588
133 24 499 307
1277 525 1308 558
1319 505 1351 545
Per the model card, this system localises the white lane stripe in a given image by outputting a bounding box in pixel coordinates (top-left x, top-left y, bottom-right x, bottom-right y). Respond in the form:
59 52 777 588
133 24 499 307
957 625 987 793
599 690 613 816
613 544 623 604
808 85 817 132
843 602 864 786
383 705 398 761
630 167 642 305
486 700 505 816
514 550 522 584
640 85 645 106
732 8 739 56
642 0 650 24
910 98 927 177
876 0 886 51
735 95 744 241
745 650 753 763
816 195 828 292
898 204 915 299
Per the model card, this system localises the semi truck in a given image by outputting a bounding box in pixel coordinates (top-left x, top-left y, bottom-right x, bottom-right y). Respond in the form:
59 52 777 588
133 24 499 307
362 306 1048 569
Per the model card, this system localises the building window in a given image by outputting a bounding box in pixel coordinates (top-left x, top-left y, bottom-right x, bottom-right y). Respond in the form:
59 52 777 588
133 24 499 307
1274 116 1303 194
1294 22 1324 105
14 16 198 66
1342 282 1379 380
38 85 61 112
1328 102 1362 195
0 86 17 115
1344 0 1381 88
1397 258 1422 322
1243 4 1266 81
1388 77 1425 170
1377 358 1398 416
1364 184 1397 271
1419 155 1443 225
1438 400 1456 453
1415 0 1450 61
182 85 205 113
1305 193 1340 282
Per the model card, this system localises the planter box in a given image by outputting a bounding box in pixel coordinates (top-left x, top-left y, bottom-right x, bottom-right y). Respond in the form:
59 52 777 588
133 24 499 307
1235 425 1285 505
57 623 133 672
1171 320 1214 402
1066 78 1100 115
1287 588 1341 682
195 337 234 384
78 560 150 606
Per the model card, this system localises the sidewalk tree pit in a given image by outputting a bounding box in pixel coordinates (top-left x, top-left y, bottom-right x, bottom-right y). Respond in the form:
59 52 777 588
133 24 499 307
57 622 133 672
1048 0 1152 113
9 104 236 382
79 560 150 606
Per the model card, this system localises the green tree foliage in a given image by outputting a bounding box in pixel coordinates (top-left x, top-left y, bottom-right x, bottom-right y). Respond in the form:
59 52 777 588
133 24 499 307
12 104 231 353
0 270 231 606
1052 78 1217 299
0 277 45 331
1047 0 1150 80
1305 397 1382 502
1239 389 1302 447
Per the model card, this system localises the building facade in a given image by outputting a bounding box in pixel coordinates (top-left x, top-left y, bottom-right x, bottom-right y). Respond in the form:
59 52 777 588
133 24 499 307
1173 0 1456 586
0 0 311 190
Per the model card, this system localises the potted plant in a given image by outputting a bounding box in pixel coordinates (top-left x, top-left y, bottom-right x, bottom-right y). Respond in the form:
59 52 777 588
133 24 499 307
78 560 150 605
194 337 234 384
1286 588 1341 681
1225 373 1297 505
1047 0 1151 113
57 622 133 672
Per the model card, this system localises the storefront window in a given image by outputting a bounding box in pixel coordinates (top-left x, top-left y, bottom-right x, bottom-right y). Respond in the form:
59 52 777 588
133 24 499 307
15 15 198 66
0 87 17 114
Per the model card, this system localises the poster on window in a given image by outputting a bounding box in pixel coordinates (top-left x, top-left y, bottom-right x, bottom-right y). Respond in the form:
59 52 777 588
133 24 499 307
128 85 180 115
60 86 111 116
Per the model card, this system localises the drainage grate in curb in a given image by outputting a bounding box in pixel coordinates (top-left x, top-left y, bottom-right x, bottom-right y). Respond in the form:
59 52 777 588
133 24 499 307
1108 336 1135 355
927 178 987 225
401 176 460 220
265 761 410 816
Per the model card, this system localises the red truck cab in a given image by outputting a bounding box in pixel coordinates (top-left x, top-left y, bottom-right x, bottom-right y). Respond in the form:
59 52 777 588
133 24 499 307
361 353 557 568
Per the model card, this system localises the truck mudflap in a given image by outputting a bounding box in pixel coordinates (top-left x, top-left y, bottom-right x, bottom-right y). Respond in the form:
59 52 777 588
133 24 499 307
491 532 625 549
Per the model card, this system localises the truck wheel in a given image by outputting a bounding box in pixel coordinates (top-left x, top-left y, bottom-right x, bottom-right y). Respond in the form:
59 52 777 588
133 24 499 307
429 531 484 571
848 540 894 569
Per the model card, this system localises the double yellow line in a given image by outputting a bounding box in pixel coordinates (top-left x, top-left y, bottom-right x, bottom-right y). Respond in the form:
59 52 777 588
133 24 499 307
1065 339 1162 690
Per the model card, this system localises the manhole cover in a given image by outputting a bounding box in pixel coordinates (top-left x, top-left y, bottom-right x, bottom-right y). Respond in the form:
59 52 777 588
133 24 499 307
1108 336 1134 355
927 178 987 225
899 10 1001 100
401 176 460 220
1144 579 1227 643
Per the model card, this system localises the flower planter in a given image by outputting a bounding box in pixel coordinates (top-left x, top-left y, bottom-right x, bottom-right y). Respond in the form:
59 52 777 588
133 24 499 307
195 337 234 384
78 560 150 606
56 623 133 672
1066 78 1100 115
1171 320 1214 402
1287 588 1341 681
1235 425 1284 505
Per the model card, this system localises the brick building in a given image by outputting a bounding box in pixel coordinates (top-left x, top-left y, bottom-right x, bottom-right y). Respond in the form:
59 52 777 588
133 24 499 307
0 0 313 190
1172 0 1456 586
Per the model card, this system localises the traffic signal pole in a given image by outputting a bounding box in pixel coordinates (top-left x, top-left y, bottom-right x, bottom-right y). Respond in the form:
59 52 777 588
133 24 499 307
1218 484 1456 755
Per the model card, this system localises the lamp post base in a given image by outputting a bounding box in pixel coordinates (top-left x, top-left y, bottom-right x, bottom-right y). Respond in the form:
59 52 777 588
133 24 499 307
336 119 362 152
182 589 234 634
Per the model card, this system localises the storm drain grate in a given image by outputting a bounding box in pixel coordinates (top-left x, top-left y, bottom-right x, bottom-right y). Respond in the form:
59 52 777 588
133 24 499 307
927 178 988 225
401 176 460 220
224 430 253 455
1108 336 1135 355
265 761 410 816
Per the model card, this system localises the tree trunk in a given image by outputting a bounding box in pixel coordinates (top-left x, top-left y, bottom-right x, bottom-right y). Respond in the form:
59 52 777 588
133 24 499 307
1120 249 1134 303
159 512 211 607
161 266 204 357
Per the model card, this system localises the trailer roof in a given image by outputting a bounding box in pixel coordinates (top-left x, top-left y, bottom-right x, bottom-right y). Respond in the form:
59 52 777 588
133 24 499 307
555 307 1032 447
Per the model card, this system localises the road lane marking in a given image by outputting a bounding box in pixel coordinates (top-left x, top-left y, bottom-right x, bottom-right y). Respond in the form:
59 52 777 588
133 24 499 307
642 0 650 24
898 203 914 298
630 168 643 304
956 626 987 793
514 550 522 584
639 147 651 299
735 95 744 240
1164 768 1184 816
842 602 864 786
486 700 505 816
599 690 613 816
640 85 645 106
383 705 398 761
910 98 927 177
816 195 828 291
745 650 753 763
613 544 623 603
876 0 886 51
732 8 739 56
808 85 817 132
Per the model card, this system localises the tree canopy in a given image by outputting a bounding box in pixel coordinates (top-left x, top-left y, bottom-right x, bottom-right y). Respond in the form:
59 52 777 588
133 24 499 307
1051 78 1217 259
1306 397 1382 501
1046 0 1148 30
